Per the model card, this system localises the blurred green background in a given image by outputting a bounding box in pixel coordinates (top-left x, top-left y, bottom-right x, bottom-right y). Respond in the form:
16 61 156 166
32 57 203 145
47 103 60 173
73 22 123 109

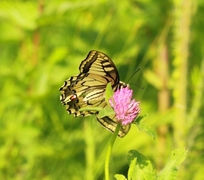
0 0 203 179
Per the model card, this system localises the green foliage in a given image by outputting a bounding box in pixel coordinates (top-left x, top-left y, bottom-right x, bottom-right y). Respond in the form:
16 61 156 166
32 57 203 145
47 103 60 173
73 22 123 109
105 82 114 105
115 149 187 180
158 149 187 180
98 107 115 119
127 150 157 180
134 114 156 140
0 0 203 179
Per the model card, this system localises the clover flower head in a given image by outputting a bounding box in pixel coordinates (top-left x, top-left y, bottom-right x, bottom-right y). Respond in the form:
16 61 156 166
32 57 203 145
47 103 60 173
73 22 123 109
109 87 140 126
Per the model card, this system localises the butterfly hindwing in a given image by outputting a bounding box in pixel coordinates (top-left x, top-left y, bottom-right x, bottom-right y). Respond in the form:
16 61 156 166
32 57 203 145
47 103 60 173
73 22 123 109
60 74 107 116
59 50 130 137
97 115 131 137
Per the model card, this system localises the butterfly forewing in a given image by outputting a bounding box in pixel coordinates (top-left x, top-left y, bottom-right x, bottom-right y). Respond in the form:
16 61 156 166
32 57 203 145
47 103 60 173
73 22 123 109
79 50 120 89
59 50 130 137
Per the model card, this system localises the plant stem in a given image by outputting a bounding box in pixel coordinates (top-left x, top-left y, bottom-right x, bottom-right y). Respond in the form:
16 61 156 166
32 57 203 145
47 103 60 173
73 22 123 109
104 123 121 180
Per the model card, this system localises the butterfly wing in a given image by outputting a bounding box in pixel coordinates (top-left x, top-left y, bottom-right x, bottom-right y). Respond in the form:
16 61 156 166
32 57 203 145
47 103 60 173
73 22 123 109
59 50 130 137
79 50 120 89
96 114 131 137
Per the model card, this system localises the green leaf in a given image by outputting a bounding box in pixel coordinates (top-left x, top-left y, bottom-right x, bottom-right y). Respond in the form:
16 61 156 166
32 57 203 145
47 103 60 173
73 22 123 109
136 123 156 140
134 114 156 139
128 157 137 180
114 174 127 180
105 82 114 104
158 148 187 180
97 107 115 119
127 150 157 180
135 114 148 124
79 107 102 112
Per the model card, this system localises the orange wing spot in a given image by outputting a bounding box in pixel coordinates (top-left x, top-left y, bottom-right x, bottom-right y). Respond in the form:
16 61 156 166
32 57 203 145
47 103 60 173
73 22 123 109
70 94 77 100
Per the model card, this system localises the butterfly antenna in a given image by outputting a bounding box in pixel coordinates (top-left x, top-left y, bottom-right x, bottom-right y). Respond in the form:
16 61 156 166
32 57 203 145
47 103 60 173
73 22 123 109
126 67 141 83
127 67 144 89
129 83 144 89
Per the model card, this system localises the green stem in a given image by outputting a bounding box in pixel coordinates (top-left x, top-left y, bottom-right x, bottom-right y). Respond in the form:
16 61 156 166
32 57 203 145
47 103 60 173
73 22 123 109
104 123 121 180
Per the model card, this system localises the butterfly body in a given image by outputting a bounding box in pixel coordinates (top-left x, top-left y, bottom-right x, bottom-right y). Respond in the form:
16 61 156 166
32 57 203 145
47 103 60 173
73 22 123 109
59 50 130 137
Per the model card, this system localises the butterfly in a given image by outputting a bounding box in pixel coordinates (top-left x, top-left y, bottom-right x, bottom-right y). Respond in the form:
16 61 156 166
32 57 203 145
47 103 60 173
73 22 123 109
59 50 131 137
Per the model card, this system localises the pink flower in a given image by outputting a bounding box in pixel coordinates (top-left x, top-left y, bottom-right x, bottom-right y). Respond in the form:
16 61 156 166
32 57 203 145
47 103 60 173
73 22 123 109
109 87 140 126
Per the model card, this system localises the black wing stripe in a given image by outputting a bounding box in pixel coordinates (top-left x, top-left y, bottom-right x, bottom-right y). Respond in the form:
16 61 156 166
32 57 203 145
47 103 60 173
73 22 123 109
59 50 130 137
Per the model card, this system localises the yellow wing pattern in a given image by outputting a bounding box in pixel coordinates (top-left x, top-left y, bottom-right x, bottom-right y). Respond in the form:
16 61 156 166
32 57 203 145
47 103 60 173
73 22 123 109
59 50 130 137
